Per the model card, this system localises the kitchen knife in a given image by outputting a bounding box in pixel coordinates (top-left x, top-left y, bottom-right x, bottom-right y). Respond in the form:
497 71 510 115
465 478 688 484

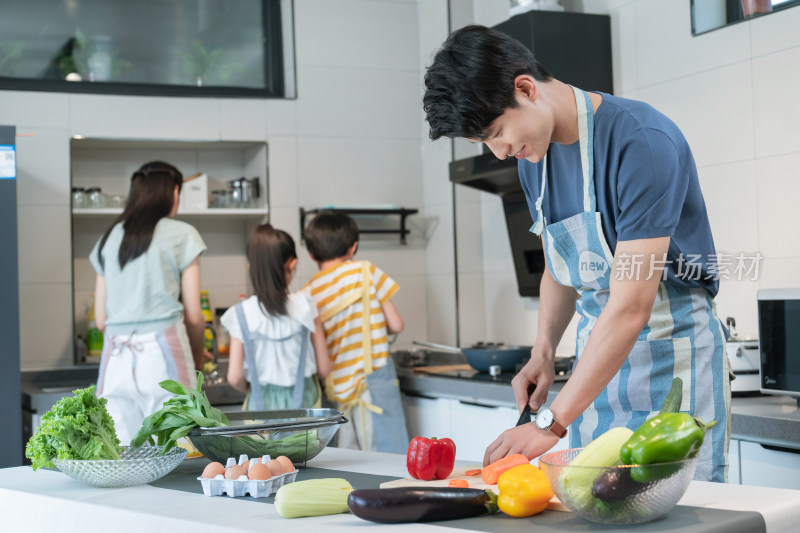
516 403 532 426
515 383 536 426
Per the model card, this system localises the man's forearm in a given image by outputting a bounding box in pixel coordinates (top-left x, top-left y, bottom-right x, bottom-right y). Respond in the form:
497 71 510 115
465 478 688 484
550 297 650 427
535 267 578 357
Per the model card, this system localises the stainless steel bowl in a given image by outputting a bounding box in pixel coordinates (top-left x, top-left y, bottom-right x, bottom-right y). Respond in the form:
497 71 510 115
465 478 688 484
188 409 347 465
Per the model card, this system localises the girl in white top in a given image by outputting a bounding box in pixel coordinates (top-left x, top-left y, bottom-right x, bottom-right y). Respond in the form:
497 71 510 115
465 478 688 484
222 224 331 410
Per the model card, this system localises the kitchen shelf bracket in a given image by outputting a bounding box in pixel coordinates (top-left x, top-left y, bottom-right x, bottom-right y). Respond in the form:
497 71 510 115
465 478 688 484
299 207 419 245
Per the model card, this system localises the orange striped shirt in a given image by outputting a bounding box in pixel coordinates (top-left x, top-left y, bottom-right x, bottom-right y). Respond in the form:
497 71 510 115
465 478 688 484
303 260 399 402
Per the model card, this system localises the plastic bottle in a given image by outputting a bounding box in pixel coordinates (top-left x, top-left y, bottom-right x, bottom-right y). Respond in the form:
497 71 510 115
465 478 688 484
201 290 214 351
86 296 104 358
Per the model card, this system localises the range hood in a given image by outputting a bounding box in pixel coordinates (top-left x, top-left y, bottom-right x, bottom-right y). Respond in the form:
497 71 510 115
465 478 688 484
449 153 544 298
449 152 522 196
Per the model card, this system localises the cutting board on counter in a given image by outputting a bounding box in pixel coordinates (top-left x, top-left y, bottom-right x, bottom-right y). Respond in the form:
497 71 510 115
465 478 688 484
412 364 473 374
379 465 569 512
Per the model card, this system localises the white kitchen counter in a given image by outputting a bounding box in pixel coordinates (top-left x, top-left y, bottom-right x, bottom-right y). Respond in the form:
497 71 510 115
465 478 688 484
1 447 800 532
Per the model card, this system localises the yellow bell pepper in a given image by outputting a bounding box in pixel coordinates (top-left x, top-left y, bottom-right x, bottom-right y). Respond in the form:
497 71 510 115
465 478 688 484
496 464 554 518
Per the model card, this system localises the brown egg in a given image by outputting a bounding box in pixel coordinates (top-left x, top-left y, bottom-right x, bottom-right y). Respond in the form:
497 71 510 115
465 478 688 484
248 462 271 480
240 460 250 472
202 462 226 479
266 459 284 477
225 465 247 480
276 455 295 473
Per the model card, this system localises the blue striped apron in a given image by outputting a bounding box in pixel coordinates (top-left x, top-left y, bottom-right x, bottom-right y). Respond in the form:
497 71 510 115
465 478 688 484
530 86 730 482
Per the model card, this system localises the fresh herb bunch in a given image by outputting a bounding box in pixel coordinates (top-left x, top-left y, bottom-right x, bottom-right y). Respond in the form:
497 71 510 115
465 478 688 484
131 371 229 455
25 386 121 471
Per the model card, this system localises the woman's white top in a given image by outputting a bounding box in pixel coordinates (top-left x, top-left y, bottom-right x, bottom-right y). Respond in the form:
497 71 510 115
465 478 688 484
221 292 319 387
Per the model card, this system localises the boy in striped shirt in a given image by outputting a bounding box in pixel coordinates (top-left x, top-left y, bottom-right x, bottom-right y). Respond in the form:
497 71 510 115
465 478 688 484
302 212 408 452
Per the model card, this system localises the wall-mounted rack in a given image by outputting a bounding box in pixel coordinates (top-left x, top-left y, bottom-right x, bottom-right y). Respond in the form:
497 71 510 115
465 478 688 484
299 207 419 245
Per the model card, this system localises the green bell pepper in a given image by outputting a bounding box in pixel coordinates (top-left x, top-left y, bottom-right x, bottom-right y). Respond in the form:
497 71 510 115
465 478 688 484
621 412 717 483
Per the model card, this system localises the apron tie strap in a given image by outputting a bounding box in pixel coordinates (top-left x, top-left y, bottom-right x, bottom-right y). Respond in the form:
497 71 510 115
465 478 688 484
337 383 384 448
111 331 143 356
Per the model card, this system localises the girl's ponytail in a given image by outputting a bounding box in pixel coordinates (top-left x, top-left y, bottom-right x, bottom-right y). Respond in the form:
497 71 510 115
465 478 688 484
247 224 296 317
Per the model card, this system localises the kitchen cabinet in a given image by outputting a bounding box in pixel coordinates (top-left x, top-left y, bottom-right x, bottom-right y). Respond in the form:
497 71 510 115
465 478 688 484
739 440 800 490
402 393 569 464
402 394 453 445
70 137 269 364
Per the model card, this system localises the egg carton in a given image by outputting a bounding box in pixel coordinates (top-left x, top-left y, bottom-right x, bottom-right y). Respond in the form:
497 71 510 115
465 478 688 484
197 454 298 498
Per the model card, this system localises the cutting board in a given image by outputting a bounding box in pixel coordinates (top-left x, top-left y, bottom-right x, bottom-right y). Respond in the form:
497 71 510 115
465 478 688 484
412 364 474 374
379 465 569 512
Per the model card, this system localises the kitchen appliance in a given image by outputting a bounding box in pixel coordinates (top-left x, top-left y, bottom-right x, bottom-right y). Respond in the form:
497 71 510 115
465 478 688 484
757 289 800 401
450 156 545 298
0 124 22 468
724 316 761 394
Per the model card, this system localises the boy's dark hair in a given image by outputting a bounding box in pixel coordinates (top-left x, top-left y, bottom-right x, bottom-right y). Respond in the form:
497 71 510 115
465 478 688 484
97 161 183 270
423 24 552 141
304 211 359 262
247 224 297 317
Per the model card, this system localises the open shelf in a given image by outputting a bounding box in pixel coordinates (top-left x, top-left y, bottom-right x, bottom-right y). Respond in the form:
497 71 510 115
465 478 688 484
300 207 418 244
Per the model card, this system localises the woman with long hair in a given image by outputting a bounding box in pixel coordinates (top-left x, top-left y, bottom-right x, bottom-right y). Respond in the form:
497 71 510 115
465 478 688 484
91 161 207 443
222 224 331 410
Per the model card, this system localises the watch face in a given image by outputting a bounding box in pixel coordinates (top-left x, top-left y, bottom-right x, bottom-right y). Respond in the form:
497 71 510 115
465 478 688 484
536 408 554 430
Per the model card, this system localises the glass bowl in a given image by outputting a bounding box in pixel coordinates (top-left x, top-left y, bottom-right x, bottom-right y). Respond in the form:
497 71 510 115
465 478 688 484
539 448 698 525
52 444 187 488
188 408 347 465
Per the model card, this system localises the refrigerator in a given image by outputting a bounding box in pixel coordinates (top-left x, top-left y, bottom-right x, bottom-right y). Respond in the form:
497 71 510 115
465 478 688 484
0 125 22 467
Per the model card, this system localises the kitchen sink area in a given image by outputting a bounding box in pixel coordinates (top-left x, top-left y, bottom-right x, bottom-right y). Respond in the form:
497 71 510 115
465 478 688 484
201 358 247 408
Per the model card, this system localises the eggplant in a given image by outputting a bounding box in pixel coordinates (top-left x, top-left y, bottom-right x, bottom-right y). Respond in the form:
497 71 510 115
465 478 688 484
591 467 644 502
347 487 498 523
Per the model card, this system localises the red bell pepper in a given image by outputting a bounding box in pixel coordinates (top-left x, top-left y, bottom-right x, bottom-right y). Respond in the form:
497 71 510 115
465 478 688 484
406 436 456 480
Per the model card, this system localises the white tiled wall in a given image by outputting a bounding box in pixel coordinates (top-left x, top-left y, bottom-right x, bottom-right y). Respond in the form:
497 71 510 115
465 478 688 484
602 0 800 338
446 0 800 344
8 0 427 370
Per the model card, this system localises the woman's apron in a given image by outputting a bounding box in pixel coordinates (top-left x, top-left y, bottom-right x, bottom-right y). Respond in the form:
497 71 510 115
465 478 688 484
234 304 319 411
96 322 196 445
530 87 731 482
320 261 409 454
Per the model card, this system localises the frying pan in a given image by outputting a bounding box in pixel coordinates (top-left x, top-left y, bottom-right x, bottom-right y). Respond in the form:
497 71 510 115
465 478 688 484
412 340 532 373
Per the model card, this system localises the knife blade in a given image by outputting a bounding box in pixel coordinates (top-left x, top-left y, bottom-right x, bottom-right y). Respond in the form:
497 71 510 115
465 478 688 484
516 403 532 426
515 383 536 426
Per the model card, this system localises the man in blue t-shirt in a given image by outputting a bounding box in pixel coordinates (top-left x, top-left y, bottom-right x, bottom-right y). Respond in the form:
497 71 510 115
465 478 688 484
423 25 731 482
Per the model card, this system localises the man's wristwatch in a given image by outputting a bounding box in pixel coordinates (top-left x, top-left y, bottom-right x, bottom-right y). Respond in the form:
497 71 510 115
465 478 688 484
535 407 568 438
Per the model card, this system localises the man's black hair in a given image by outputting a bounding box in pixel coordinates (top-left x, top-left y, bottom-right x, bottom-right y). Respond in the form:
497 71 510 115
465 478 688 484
304 211 359 262
423 24 552 141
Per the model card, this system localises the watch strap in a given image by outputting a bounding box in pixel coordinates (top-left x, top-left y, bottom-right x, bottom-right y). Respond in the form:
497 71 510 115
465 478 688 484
548 419 568 439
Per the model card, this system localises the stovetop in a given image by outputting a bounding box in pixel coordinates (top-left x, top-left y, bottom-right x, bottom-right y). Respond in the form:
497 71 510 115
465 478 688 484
429 355 575 384
395 346 576 385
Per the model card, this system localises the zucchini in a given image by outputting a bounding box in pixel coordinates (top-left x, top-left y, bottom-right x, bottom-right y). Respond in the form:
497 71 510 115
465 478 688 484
347 487 498 523
560 426 633 509
660 377 683 414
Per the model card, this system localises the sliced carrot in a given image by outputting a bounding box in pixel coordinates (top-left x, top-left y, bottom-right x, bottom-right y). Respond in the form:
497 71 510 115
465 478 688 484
481 454 530 485
464 469 482 477
448 479 469 488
